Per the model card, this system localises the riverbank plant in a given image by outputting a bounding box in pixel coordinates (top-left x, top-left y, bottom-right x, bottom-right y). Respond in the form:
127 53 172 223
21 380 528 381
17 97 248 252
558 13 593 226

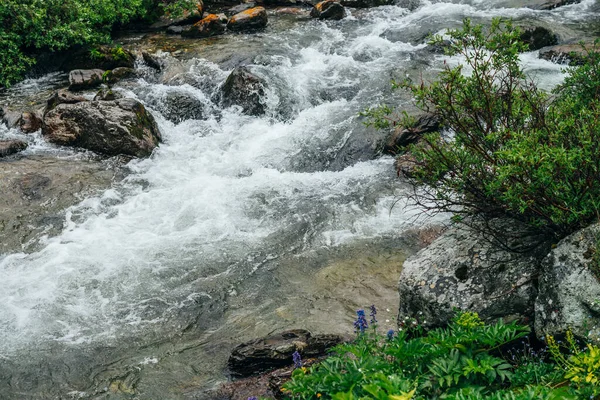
282 311 600 399
367 18 600 240
0 0 197 87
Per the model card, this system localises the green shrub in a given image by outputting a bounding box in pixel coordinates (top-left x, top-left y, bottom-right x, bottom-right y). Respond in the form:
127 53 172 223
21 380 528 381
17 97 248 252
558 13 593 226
0 0 197 87
282 311 600 399
370 18 600 239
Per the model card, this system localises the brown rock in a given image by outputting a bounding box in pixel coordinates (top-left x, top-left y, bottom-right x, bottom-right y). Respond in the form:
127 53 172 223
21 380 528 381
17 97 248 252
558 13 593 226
19 112 43 133
221 66 267 116
310 0 345 20
45 90 88 116
68 69 105 90
227 329 345 377
0 140 28 158
227 7 268 31
42 98 161 158
182 14 227 38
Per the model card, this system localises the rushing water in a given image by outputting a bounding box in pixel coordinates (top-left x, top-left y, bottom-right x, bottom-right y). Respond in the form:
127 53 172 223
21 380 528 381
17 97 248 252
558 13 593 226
0 0 597 398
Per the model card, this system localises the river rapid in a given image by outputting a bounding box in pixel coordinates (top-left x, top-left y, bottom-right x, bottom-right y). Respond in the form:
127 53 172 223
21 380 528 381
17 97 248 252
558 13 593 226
0 0 597 398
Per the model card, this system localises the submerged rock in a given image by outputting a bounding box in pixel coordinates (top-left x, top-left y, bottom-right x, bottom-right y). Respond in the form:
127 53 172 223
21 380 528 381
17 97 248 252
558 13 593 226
519 26 558 51
228 329 345 377
68 69 105 90
535 224 600 341
227 7 268 31
182 14 227 38
398 222 543 329
0 140 28 158
142 52 163 71
340 0 393 7
310 0 345 20
221 66 267 116
42 98 161 157
144 90 205 123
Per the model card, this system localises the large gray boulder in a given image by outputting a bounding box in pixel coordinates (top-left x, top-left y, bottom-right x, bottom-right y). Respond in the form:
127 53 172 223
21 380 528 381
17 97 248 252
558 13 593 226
42 98 161 157
68 69 105 90
398 223 543 328
535 224 600 341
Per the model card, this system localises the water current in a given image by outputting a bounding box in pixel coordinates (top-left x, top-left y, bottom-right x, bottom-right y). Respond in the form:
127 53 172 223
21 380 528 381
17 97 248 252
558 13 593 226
0 0 597 398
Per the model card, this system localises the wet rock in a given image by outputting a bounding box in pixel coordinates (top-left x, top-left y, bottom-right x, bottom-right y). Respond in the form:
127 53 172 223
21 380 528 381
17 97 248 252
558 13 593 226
93 88 121 101
142 52 163 71
535 223 600 341
19 112 43 133
1 107 23 128
519 26 558 51
42 98 161 157
228 329 345 377
68 69 105 90
227 7 268 31
166 25 186 34
107 67 136 83
398 222 543 329
62 45 135 71
530 0 580 10
221 66 267 116
272 6 311 16
539 44 588 65
0 140 28 158
310 0 345 20
384 113 440 155
228 2 256 15
340 0 393 7
182 14 227 38
144 90 205 123
45 90 88 116
0 156 121 254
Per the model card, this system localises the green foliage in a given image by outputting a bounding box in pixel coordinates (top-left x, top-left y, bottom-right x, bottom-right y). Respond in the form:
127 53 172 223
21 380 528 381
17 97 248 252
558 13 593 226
283 312 600 399
0 0 195 87
368 18 600 238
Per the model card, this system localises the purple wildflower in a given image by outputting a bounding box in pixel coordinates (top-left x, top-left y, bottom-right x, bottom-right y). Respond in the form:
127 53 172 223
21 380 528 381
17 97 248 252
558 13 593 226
354 309 368 334
387 329 395 341
292 350 302 368
248 397 258 400
369 304 377 324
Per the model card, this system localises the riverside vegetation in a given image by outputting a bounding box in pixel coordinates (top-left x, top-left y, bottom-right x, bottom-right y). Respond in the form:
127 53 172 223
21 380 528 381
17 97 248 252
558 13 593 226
0 0 197 87
278 19 600 399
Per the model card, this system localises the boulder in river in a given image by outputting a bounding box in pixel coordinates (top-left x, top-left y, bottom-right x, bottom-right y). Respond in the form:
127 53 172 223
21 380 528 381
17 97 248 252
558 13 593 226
519 26 558 51
182 14 227 38
143 89 205 123
398 221 543 329
535 223 600 341
68 69 105 90
0 140 28 158
530 0 580 10
42 98 161 158
227 7 268 31
19 112 43 133
384 113 440 155
45 90 88 116
221 66 267 116
539 43 589 65
310 0 345 20
228 329 345 377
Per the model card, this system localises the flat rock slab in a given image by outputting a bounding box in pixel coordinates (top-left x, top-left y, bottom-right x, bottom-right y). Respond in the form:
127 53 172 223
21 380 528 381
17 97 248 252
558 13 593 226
0 156 122 254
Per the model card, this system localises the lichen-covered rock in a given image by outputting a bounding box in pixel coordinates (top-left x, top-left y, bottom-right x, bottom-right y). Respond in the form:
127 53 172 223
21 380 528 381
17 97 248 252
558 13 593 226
182 14 226 38
0 140 28 158
68 69 105 90
228 329 345 377
535 224 600 341
398 222 543 329
221 66 267 116
519 26 558 51
42 98 161 157
227 7 268 31
310 0 345 20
